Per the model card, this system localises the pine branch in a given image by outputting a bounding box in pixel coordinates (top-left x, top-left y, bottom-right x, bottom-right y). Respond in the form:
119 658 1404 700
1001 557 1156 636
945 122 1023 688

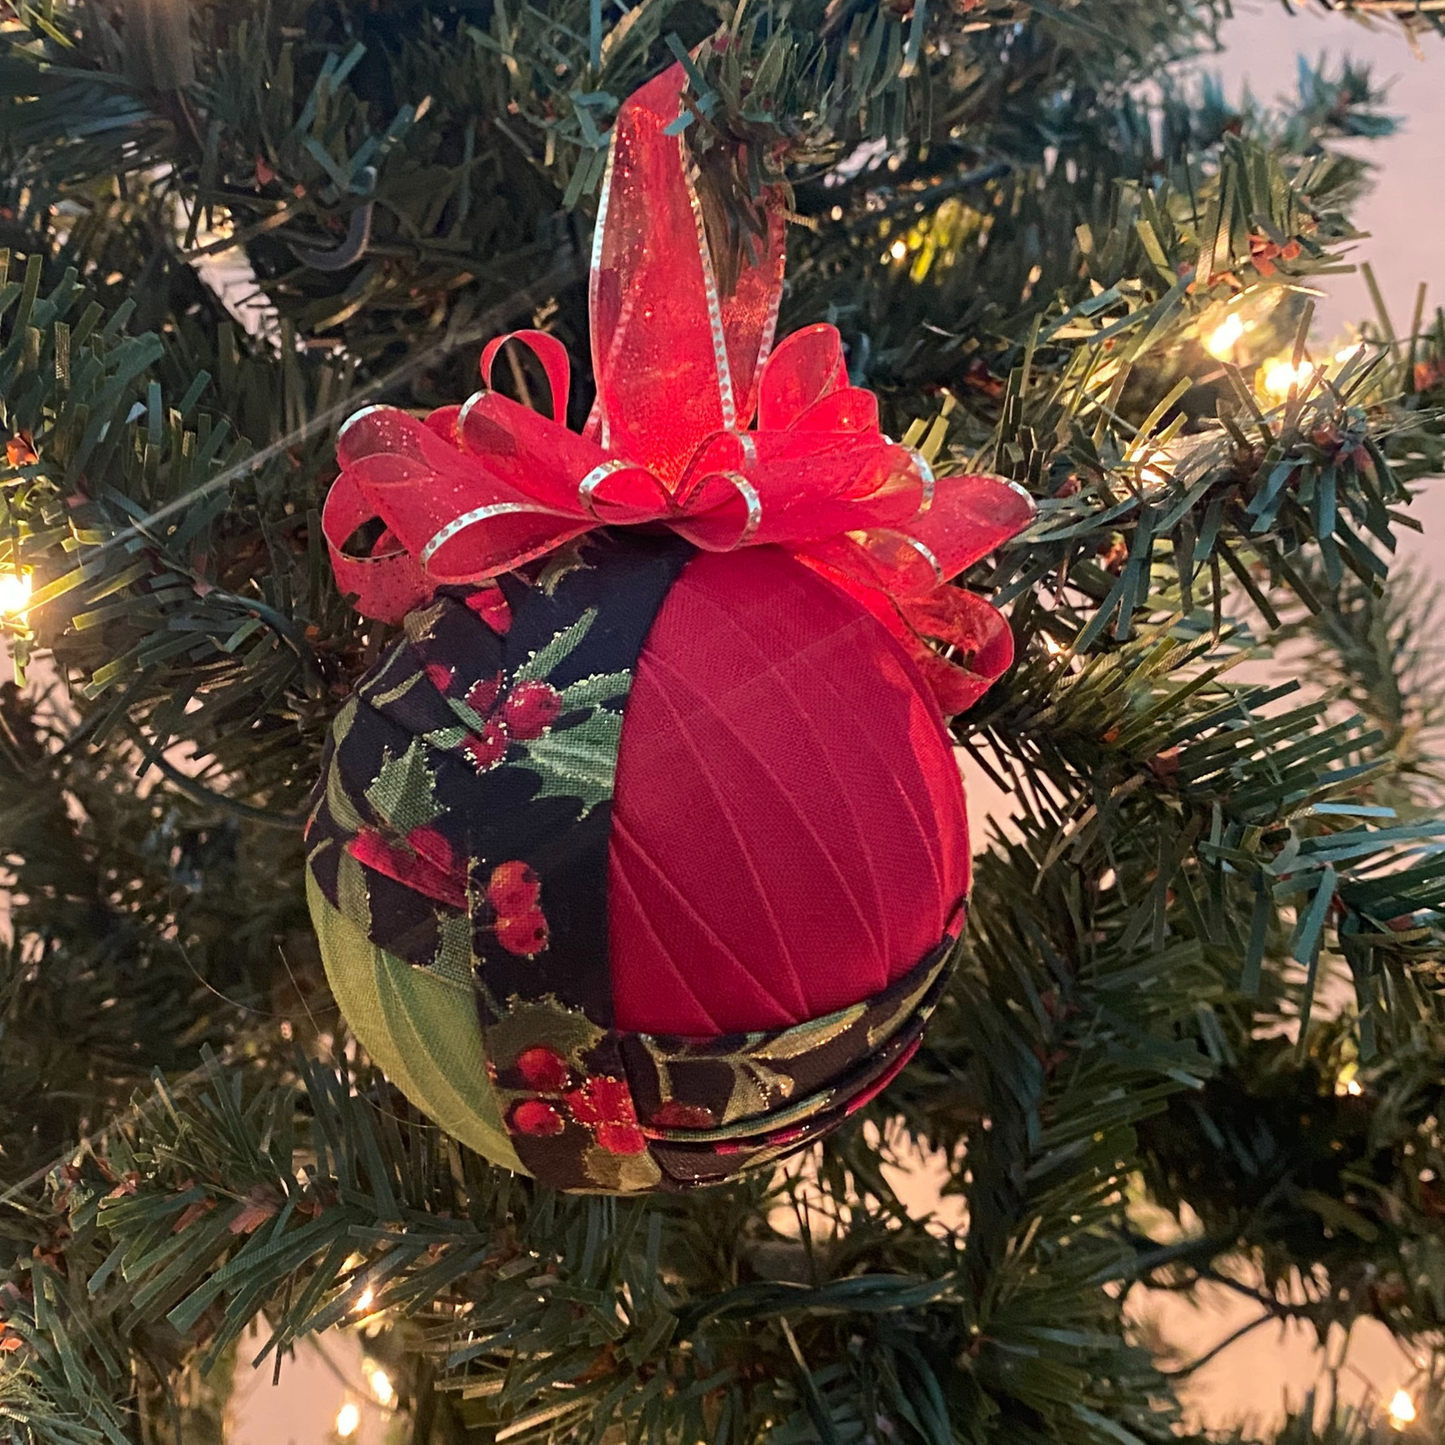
0 2 1442 1443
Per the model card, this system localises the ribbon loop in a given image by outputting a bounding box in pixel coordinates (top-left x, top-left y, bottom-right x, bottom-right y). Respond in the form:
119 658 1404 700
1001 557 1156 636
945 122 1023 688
670 470 763 551
481 330 572 424
757 324 851 430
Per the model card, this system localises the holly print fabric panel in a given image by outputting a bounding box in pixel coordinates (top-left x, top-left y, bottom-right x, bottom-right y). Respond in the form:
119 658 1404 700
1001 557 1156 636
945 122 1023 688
306 531 694 1015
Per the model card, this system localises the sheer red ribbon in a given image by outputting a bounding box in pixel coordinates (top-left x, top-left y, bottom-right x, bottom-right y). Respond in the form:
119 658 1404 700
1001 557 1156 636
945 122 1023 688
323 63 1034 714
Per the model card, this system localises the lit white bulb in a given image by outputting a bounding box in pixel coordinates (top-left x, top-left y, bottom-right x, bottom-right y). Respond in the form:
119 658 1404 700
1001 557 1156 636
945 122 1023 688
890 238 908 261
1388 1389 1417 1429
354 1286 375 1314
1205 313 1244 359
367 1366 396 1408
335 1401 361 1438
0 570 32 620
1261 358 1313 399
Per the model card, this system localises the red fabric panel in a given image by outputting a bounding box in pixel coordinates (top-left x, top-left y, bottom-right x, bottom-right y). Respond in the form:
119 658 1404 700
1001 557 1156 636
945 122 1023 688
608 547 970 1036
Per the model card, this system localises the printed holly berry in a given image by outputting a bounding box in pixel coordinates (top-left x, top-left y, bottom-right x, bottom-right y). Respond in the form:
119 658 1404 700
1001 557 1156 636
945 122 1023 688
566 1076 647 1155
464 587 512 634
486 860 541 916
466 670 503 715
502 681 563 739
595 1121 648 1154
515 1045 571 1093
510 1100 565 1137
494 908 549 957
463 716 509 772
425 661 455 695
566 1075 633 1124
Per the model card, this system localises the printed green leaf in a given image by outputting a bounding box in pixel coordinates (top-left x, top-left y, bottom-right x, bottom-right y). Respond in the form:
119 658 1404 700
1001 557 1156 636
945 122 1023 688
366 740 442 831
326 764 368 837
512 607 597 685
365 668 426 711
536 541 595 595
446 695 490 733
402 599 448 645
518 708 622 813
558 671 632 711
422 725 471 753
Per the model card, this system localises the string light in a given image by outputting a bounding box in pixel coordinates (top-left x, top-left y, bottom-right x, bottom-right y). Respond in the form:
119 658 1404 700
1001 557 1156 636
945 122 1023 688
1254 341 1374 402
1388 1389 1417 1430
889 238 908 261
1260 358 1314 400
1040 632 1083 675
0 570 32 622
366 1365 396 1408
1204 313 1244 359
335 1402 361 1438
354 1286 375 1315
1134 447 1173 488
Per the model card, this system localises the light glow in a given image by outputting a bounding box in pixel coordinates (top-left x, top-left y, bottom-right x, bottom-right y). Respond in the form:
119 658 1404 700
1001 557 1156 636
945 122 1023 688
1261 358 1314 399
354 1285 375 1314
335 1402 361 1438
1205 313 1244 359
367 1365 396 1408
889 238 908 261
1135 447 1172 488
1388 1389 1417 1429
0 570 32 621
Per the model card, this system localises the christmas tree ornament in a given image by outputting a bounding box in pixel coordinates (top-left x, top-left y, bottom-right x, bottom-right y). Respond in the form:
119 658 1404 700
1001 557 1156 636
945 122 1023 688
308 63 1033 1193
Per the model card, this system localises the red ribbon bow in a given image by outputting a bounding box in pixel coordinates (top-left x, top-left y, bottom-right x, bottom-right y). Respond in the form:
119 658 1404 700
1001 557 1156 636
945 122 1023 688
324 64 1033 714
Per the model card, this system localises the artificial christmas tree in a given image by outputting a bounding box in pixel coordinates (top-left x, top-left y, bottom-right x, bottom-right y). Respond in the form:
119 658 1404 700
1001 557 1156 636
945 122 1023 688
1 0 1445 1440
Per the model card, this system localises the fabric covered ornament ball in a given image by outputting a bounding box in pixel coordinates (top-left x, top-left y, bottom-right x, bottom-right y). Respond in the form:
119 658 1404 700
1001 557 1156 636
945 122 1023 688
306 532 984 1194
307 60 1032 1193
